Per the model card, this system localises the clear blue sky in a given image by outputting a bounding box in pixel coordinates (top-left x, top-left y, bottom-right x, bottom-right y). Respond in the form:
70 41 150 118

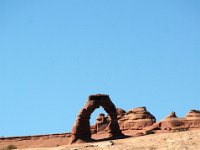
0 0 200 137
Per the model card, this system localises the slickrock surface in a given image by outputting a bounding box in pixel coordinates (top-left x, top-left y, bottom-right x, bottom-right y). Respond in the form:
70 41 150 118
19 130 200 150
0 133 71 149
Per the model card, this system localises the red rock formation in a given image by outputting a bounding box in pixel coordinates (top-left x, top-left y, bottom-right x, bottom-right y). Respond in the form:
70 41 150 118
93 107 156 133
69 94 200 144
184 110 200 129
160 112 186 131
159 110 200 131
95 113 109 134
92 108 126 134
119 107 156 130
116 108 126 119
69 94 124 144
144 110 200 132
185 110 200 118
92 107 200 135
166 111 178 118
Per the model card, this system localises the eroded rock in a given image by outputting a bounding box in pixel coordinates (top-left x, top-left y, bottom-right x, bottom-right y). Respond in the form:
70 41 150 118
119 107 156 130
69 94 124 144
184 110 200 129
160 112 189 131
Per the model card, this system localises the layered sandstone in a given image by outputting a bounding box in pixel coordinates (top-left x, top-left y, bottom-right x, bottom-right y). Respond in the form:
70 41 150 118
94 107 156 133
160 112 188 131
184 110 200 129
118 107 156 130
149 110 200 131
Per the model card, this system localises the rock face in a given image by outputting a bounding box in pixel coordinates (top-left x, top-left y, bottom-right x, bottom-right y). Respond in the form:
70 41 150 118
166 111 178 118
92 108 126 134
160 112 188 131
95 113 109 134
118 107 156 130
185 110 200 118
184 110 200 129
156 110 200 131
94 107 156 133
116 108 126 119
69 94 124 144
91 107 200 134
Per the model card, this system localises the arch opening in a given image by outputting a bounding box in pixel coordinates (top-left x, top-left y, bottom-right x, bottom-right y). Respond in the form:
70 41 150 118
90 107 111 140
90 107 106 126
69 94 124 144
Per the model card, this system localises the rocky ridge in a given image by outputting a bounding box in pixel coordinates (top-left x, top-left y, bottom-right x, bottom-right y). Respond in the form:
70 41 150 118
93 108 200 134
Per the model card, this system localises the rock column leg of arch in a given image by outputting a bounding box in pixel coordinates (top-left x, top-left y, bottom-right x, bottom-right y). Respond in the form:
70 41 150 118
103 106 123 137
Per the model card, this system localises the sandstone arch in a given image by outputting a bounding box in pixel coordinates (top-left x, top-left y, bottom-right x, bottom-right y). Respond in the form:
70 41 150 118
69 94 124 144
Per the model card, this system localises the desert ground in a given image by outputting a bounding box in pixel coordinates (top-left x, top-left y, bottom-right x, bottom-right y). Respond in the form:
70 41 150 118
1 130 200 150
24 130 200 150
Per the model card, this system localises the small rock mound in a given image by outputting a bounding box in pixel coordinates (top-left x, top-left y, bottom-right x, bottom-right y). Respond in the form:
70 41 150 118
166 111 178 118
160 112 188 131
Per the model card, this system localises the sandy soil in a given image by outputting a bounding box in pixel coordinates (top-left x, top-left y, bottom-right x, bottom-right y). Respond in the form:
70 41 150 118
16 130 200 150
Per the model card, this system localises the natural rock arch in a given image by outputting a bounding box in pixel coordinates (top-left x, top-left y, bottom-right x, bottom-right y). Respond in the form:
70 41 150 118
69 94 124 144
